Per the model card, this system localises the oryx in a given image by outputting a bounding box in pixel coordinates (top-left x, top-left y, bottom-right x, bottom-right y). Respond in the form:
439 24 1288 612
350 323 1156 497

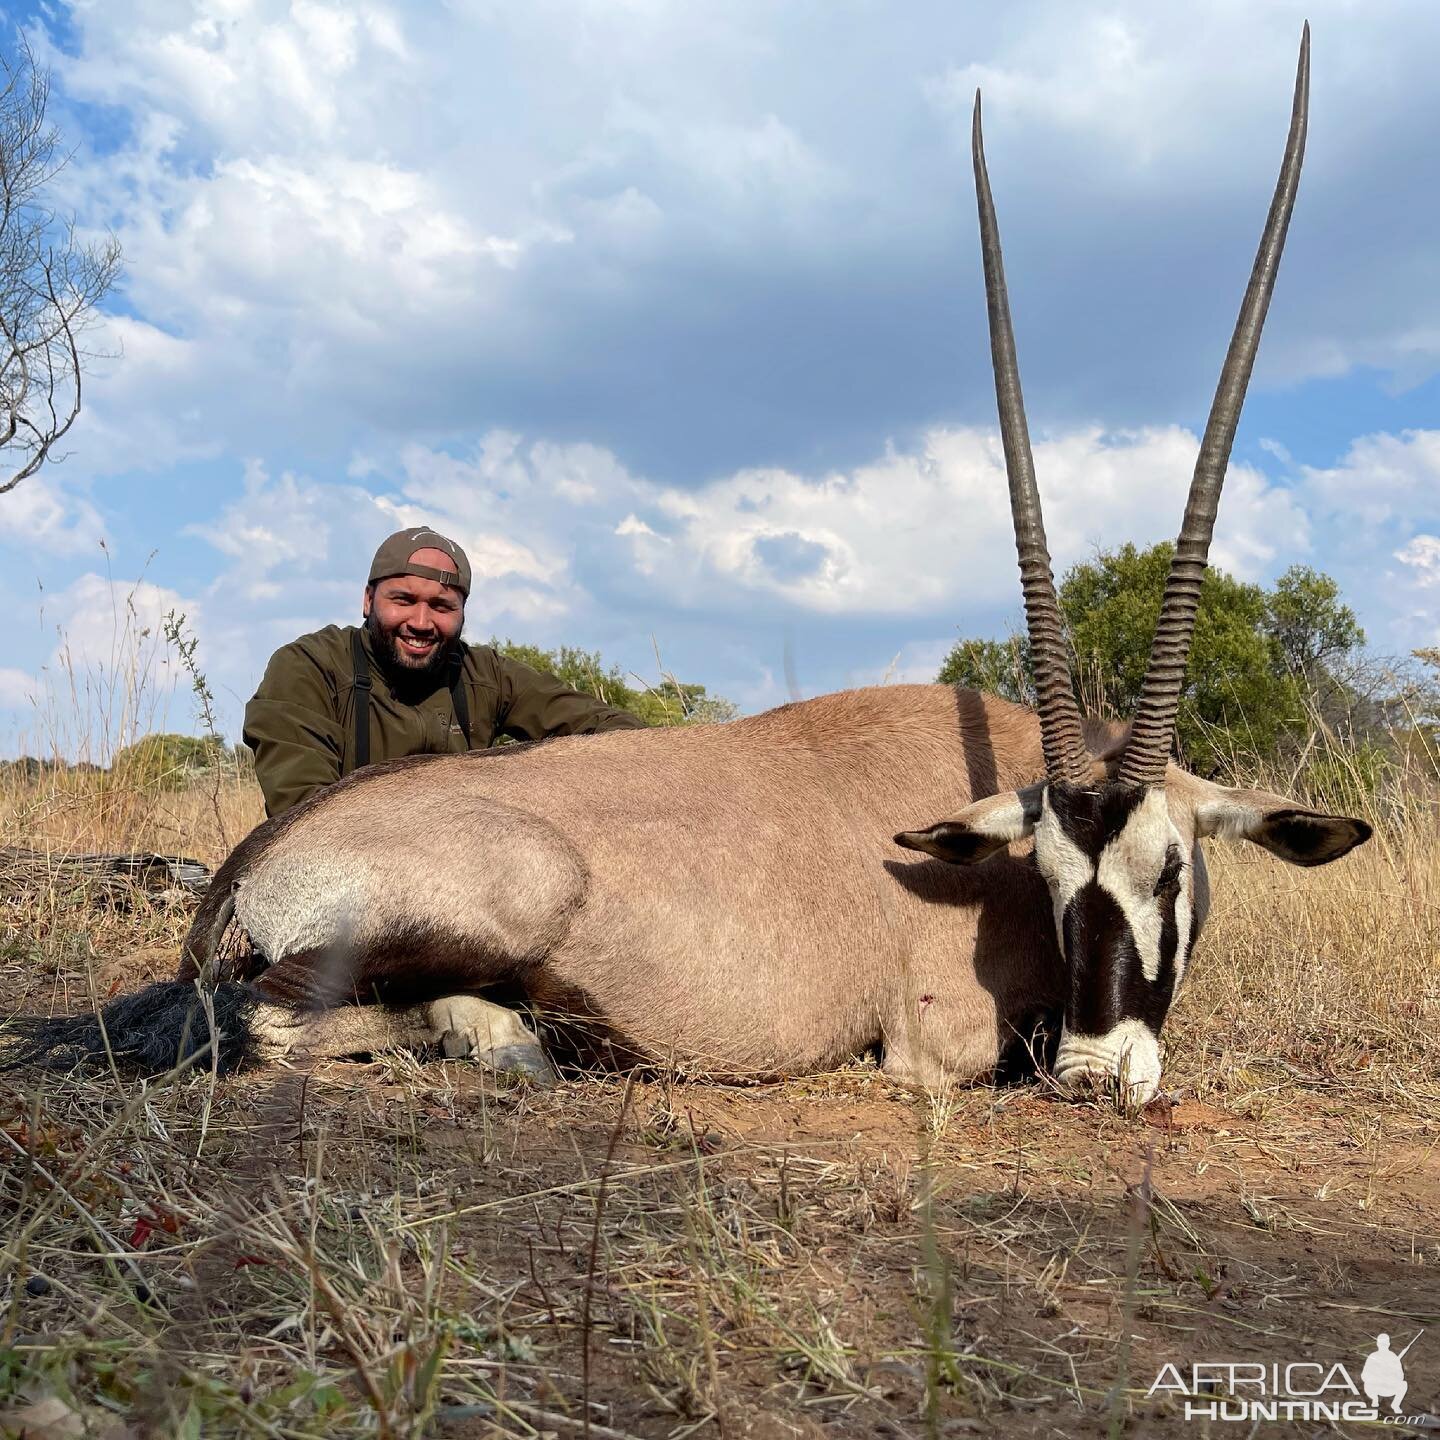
12 26 1368 1103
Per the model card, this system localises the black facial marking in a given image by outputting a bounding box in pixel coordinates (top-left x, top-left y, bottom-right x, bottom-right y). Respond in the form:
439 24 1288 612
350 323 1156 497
1062 882 1178 1037
1018 782 1045 827
1046 781 1152 861
1044 783 1184 1040
1155 845 1184 898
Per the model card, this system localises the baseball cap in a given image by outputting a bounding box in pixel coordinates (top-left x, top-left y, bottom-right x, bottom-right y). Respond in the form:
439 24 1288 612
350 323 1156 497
367 527 471 597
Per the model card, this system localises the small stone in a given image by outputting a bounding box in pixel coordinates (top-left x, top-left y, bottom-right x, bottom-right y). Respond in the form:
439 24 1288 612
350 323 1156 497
24 1274 50 1297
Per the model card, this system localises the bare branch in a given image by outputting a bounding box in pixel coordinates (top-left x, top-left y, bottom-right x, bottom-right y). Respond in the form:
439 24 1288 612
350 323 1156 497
0 33 120 498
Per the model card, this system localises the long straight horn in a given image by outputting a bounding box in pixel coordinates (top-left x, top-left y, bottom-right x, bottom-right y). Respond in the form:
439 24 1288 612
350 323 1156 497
972 92 1090 785
1119 25 1311 786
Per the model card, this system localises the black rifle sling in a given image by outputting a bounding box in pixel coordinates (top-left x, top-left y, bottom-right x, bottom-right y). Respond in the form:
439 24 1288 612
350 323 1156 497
449 651 473 751
351 630 471 771
350 629 372 772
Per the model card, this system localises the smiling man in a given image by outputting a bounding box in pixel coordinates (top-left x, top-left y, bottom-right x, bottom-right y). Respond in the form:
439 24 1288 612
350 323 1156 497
242 526 645 817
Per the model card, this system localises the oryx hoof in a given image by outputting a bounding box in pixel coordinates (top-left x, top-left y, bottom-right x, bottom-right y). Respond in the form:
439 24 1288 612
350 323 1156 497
436 1024 559 1086
487 1043 560 1088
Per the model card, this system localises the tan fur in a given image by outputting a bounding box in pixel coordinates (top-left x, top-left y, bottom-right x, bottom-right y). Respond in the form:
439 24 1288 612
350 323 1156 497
207 685 1068 1085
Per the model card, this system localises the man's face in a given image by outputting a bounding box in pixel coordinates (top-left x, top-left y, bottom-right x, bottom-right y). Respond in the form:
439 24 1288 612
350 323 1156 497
363 548 466 684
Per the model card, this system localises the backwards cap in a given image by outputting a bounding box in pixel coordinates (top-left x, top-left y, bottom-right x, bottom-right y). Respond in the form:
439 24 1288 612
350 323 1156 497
367 526 471 597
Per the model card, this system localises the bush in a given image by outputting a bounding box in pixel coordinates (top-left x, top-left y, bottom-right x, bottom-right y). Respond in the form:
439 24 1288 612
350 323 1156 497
489 640 736 728
111 733 228 790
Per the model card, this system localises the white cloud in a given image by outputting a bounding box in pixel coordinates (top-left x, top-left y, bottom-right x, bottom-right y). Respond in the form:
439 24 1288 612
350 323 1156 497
0 476 107 555
923 7 1312 175
1283 429 1440 654
48 573 194 677
0 573 203 756
115 417 1307 738
1301 429 1440 529
1396 535 1440 589
0 669 37 710
615 424 1304 615
178 422 1308 690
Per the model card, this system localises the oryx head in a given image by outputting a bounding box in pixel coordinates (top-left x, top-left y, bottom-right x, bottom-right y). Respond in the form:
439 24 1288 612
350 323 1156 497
897 27 1370 1105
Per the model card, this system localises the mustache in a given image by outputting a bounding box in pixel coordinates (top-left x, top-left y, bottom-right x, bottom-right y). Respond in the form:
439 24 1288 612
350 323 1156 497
365 611 460 682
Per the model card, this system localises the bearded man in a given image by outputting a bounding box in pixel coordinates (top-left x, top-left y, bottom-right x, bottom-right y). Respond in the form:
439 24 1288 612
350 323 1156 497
243 526 644 818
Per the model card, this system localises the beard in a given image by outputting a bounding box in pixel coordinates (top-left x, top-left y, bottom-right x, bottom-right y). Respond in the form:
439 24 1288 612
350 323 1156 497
364 609 463 693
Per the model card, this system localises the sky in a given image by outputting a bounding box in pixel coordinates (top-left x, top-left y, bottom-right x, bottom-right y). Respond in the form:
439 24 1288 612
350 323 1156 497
0 0 1436 757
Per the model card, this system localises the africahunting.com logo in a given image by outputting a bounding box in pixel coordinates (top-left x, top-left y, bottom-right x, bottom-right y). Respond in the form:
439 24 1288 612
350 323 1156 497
1149 1331 1429 1424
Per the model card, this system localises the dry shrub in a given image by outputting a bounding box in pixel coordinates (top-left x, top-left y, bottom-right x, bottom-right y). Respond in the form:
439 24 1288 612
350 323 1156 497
1169 712 1439 1114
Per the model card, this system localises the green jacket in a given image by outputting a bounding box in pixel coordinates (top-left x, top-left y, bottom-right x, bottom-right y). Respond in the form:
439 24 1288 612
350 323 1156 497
243 625 645 817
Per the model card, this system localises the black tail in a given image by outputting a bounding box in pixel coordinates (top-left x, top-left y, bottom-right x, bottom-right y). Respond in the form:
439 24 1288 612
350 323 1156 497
4 980 257 1075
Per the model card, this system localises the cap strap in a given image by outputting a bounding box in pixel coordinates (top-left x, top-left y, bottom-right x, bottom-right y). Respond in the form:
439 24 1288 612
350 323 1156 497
373 563 464 592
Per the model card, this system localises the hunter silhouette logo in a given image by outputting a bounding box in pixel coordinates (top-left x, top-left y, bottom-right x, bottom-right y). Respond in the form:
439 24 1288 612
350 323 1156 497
1362 1331 1420 1415
1149 1328 1428 1423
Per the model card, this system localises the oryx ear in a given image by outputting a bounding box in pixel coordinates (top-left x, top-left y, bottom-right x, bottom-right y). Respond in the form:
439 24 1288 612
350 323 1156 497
1194 788 1372 867
895 784 1042 866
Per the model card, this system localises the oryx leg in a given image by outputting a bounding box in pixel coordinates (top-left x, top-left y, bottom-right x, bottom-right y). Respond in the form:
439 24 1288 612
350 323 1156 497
251 994 558 1085
878 983 1008 1091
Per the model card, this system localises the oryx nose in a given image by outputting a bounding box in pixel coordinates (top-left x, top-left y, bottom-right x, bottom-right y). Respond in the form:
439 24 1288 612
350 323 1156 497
1054 1025 1163 1107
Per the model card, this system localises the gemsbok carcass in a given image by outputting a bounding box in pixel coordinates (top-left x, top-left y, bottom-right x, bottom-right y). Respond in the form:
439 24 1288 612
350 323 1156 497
12 27 1369 1104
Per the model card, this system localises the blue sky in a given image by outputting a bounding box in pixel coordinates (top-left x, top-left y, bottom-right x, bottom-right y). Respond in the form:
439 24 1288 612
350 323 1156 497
0 0 1436 756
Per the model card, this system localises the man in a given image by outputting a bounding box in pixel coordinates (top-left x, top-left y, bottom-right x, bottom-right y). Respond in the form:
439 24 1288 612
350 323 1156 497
244 526 645 817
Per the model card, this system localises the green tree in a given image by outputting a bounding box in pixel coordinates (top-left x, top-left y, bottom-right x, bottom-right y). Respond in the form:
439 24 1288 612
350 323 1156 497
489 639 736 728
936 636 1030 705
1265 565 1364 678
937 544 1365 774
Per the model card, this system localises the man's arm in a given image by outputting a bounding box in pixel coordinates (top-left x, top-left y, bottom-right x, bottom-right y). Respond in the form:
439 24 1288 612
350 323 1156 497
242 644 348 817
493 652 648 743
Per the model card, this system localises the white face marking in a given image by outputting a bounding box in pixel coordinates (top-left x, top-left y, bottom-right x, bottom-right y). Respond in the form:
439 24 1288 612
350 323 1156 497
1095 787 1184 983
1033 789 1093 942
1055 1019 1164 1105
1172 888 1192 984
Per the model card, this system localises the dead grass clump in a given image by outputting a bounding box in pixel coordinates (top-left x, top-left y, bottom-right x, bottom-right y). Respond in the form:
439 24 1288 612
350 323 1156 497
1167 739 1439 1122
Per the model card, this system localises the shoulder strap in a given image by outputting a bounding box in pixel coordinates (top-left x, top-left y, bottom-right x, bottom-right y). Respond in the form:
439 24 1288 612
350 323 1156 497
349 629 372 772
449 649 473 751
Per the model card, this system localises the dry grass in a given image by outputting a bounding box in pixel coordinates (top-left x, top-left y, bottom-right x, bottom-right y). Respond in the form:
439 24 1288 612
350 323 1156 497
1 738 1437 1437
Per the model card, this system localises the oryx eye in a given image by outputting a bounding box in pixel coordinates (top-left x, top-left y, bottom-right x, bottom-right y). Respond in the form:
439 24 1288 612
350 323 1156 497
1154 852 1183 897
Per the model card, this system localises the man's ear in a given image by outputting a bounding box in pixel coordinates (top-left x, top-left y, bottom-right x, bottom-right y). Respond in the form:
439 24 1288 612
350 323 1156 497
1194 787 1372 867
895 784 1042 865
362 584 374 619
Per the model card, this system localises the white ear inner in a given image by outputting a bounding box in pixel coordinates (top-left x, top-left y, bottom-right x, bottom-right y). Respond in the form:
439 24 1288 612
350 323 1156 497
1193 793 1260 842
968 788 1037 843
